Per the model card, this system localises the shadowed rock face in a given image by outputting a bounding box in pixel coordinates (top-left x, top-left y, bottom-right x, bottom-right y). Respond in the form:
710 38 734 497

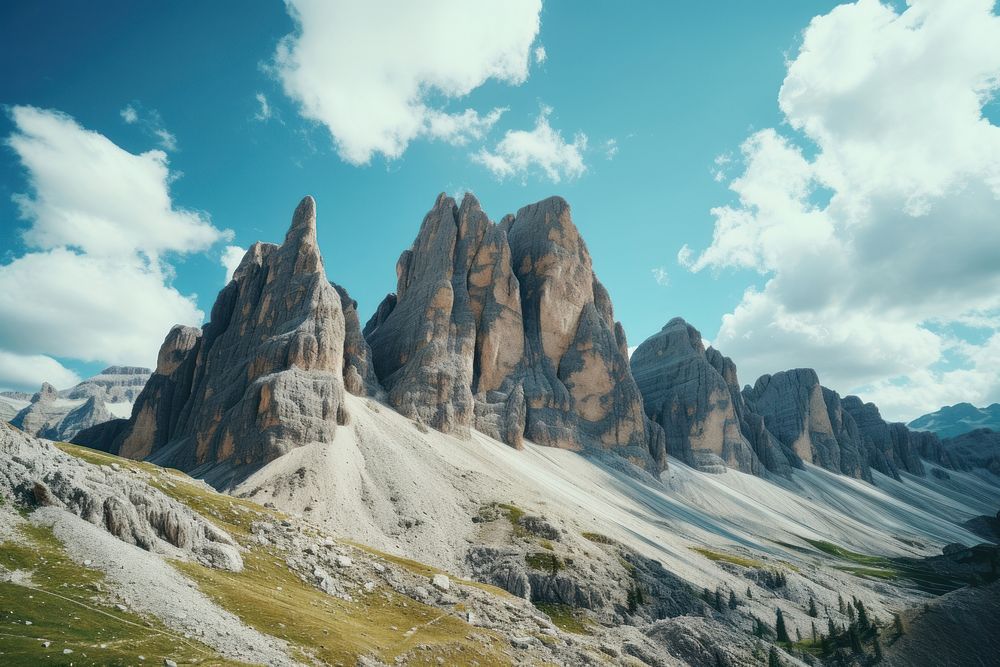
365 194 664 469
839 395 962 478
630 318 803 476
630 318 761 474
88 197 364 487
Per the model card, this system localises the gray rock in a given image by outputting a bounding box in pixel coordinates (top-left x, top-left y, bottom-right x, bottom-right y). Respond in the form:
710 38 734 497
82 197 356 488
0 423 243 571
366 194 660 468
742 369 843 471
7 368 151 441
939 428 1000 474
841 396 928 478
64 366 151 403
331 283 382 398
630 318 761 474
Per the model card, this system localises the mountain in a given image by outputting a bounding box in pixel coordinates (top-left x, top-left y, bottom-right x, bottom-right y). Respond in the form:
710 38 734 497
940 429 1000 476
629 317 793 475
909 402 1000 438
629 317 966 483
75 197 377 487
4 366 151 441
364 194 664 469
8 193 999 666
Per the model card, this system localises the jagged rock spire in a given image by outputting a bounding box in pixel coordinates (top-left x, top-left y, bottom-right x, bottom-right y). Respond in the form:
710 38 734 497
365 193 665 470
85 196 376 488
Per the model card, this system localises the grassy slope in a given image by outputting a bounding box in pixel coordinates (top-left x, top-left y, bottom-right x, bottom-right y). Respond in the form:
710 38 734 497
45 443 513 666
0 522 241 667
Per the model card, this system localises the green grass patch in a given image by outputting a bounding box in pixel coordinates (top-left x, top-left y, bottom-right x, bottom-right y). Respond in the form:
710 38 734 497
533 603 592 635
691 547 765 569
835 565 900 580
581 531 615 545
801 538 889 567
175 548 508 666
526 551 563 573
0 522 236 666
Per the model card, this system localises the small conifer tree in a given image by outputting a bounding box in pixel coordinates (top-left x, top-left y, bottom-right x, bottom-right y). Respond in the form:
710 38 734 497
775 607 791 643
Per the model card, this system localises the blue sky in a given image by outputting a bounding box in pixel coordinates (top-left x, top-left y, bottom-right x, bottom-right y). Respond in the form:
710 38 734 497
2 1 1000 421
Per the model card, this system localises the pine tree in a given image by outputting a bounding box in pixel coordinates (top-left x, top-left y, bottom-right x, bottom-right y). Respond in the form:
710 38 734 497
796 627 802 642
715 588 723 612
775 607 791 643
704 587 712 603
729 590 738 610
828 618 837 638
627 585 638 614
808 596 818 617
838 594 845 615
848 624 863 655
874 634 884 662
747 586 753 600
811 620 817 642
855 599 871 633
893 613 905 637
847 602 856 622
820 634 830 656
636 583 645 605
768 646 782 667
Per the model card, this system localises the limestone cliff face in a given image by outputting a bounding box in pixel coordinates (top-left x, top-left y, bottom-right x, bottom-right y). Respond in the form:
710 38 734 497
630 319 760 474
840 396 937 479
365 194 664 469
89 197 361 487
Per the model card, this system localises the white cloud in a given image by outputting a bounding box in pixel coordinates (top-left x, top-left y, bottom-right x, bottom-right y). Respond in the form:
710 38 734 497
424 107 506 146
683 0 1000 421
120 105 138 124
534 45 547 64
221 245 246 283
273 0 542 165
473 106 587 183
0 106 229 388
117 102 178 151
651 266 669 287
604 138 618 160
0 351 81 392
153 127 177 152
254 92 272 121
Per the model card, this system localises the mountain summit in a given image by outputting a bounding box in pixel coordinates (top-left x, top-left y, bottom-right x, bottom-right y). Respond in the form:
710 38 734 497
78 197 376 486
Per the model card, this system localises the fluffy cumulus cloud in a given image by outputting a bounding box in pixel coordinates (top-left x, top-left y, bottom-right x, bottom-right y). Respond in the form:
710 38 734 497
0 106 229 391
273 0 542 165
0 351 81 391
473 106 587 183
682 0 1000 421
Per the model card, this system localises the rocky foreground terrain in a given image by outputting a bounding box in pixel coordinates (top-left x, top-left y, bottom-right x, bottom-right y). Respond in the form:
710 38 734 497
3 194 999 666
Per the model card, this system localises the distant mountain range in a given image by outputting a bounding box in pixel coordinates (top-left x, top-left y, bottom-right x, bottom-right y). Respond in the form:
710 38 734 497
909 403 1000 438
0 366 150 440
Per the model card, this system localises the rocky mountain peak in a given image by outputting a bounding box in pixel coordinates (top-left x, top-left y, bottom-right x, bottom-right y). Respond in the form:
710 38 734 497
79 196 368 487
631 317 768 474
32 382 58 403
366 194 664 469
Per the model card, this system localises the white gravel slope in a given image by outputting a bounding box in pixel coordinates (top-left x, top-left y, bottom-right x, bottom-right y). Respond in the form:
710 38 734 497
239 394 999 593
